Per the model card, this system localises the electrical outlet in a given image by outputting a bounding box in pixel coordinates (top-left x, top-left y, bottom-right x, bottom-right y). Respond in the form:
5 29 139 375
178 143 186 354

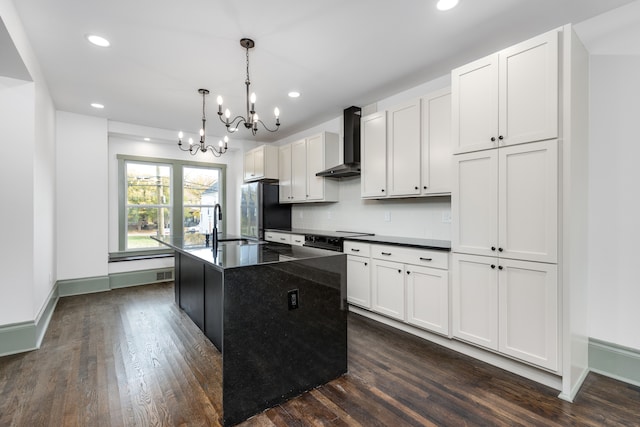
442 210 452 223
288 289 299 310
384 211 391 222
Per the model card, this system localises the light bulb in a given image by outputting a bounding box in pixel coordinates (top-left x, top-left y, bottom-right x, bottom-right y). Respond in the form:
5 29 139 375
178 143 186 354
274 107 280 118
250 93 257 103
253 113 259 122
225 109 231 119
217 96 223 105
188 138 194 145
178 131 184 139
200 128 204 136
436 0 459 11
224 135 229 143
219 140 223 147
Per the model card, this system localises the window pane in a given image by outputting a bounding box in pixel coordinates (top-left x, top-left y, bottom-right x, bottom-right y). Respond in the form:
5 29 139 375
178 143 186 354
183 166 222 242
183 167 219 206
126 207 171 249
127 163 171 205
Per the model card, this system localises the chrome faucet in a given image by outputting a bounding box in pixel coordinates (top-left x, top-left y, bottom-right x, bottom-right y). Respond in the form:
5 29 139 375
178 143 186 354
212 203 222 250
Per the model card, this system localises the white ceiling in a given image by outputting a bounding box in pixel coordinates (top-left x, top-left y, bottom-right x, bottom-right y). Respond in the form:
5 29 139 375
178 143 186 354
6 0 637 143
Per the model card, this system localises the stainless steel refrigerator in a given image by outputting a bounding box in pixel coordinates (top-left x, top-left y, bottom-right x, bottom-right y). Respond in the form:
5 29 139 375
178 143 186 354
240 181 291 240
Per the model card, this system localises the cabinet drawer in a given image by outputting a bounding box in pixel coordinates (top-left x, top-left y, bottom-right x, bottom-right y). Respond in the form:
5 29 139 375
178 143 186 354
371 244 448 269
290 234 305 246
344 241 371 257
265 231 291 244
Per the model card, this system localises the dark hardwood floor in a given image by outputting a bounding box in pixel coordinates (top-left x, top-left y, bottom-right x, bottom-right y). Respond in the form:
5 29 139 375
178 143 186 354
1 282 638 426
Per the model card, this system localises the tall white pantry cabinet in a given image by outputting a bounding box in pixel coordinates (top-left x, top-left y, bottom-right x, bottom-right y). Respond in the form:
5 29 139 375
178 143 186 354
451 25 589 401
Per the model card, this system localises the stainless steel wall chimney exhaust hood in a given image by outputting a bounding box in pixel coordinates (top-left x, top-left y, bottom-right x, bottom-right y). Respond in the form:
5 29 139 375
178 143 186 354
316 106 361 178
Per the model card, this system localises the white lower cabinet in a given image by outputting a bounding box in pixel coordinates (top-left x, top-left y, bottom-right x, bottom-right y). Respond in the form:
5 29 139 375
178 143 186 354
498 258 558 371
347 242 450 336
452 253 558 370
371 259 406 321
452 253 498 350
406 265 449 335
347 256 371 309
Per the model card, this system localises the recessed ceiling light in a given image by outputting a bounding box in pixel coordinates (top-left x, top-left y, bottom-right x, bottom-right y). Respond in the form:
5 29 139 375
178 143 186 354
288 91 300 98
91 103 104 109
144 138 150 141
86 34 110 47
436 0 459 11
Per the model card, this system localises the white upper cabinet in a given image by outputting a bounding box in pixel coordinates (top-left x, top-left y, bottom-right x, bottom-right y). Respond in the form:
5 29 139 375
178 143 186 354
452 54 499 154
421 88 452 195
279 132 339 203
388 99 421 197
453 140 557 263
290 139 307 202
361 111 388 199
243 145 279 182
361 88 452 199
278 144 292 203
452 30 559 154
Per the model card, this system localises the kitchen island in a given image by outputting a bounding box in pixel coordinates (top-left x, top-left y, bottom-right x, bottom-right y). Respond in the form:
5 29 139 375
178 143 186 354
152 235 347 426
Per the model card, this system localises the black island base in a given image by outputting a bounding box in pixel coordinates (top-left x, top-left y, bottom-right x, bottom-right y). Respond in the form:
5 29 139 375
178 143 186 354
161 236 347 426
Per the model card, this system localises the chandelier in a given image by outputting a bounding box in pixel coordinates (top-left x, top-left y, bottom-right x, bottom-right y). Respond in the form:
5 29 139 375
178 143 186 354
178 89 228 157
216 38 280 136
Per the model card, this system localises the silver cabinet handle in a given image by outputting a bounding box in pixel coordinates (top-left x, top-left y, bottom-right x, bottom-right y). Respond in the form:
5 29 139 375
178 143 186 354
419 257 433 261
351 248 360 252
280 237 287 241
381 252 392 256
294 239 301 243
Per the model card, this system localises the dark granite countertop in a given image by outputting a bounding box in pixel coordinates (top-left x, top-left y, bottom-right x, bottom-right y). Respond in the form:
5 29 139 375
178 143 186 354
151 234 342 270
344 234 451 251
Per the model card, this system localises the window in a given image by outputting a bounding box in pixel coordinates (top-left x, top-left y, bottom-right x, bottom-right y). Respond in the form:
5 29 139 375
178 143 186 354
117 155 226 254
124 161 172 250
182 166 222 246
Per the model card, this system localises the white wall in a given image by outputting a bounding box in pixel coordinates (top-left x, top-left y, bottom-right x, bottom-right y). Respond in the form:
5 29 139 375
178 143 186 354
588 55 640 351
278 75 452 239
56 112 108 281
0 78 35 324
0 0 56 325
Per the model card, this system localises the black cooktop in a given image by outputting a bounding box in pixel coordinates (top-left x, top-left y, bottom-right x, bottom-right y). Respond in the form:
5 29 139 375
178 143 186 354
307 230 374 238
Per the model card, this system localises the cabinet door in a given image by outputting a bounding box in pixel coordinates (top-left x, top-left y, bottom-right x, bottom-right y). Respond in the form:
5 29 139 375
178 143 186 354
347 255 371 308
406 265 449 335
371 259 405 320
252 146 265 179
291 139 307 201
305 134 325 201
452 150 498 256
498 259 558 371
452 54 499 154
361 111 388 198
499 140 557 263
278 144 292 203
499 30 558 147
421 89 452 195
243 150 255 181
388 99 421 196
452 253 498 350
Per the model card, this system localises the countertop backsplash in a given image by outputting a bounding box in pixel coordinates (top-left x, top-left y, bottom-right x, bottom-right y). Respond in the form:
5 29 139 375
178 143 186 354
291 178 451 240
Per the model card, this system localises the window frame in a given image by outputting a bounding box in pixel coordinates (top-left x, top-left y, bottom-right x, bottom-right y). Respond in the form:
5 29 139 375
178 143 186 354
115 154 227 257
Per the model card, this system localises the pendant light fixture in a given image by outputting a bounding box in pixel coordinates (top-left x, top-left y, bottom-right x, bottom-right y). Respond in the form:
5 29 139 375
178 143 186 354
216 38 280 136
178 89 228 157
